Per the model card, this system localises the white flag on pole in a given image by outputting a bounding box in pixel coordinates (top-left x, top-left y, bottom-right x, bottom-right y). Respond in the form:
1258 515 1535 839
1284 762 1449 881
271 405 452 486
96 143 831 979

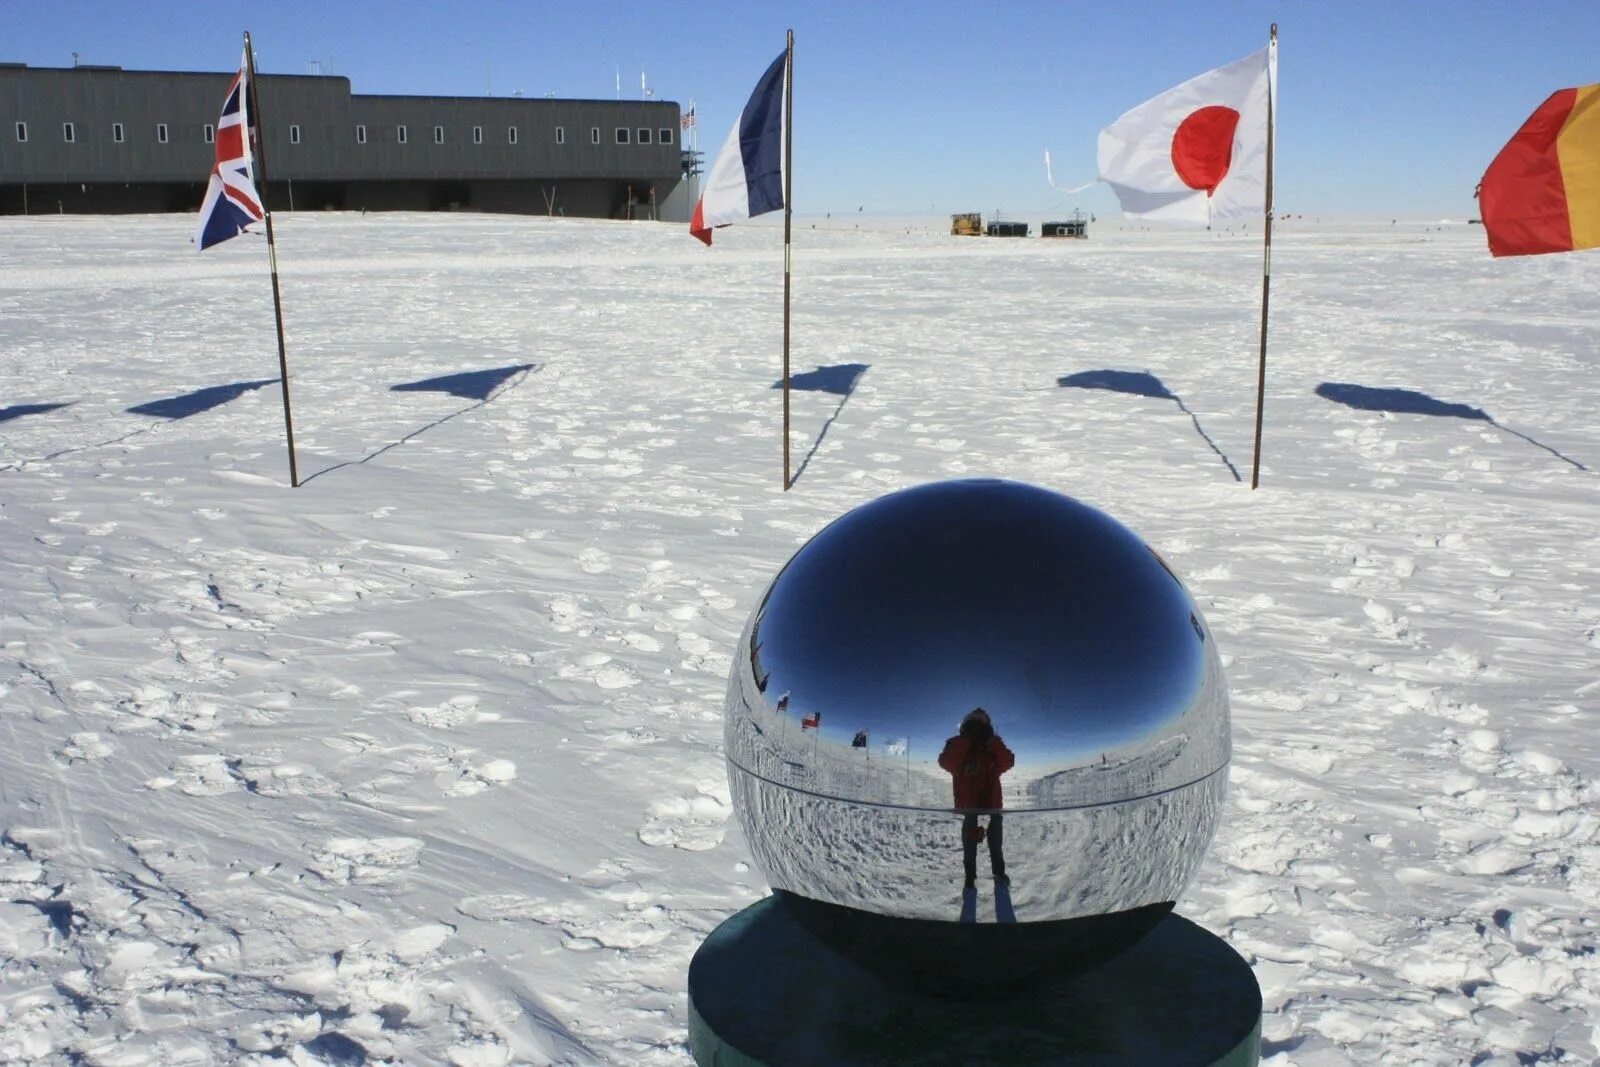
1097 44 1275 224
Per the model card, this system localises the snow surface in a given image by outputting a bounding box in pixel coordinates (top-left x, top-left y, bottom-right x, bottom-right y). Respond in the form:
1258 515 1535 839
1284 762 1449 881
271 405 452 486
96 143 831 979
1 213 1597 1065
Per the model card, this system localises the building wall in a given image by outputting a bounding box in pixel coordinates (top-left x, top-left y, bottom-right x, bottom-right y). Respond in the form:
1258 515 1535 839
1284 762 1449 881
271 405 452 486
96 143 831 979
0 64 683 216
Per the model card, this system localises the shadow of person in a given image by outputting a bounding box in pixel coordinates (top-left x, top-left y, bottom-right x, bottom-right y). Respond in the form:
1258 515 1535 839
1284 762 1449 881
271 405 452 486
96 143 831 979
938 707 1014 905
995 879 1018 924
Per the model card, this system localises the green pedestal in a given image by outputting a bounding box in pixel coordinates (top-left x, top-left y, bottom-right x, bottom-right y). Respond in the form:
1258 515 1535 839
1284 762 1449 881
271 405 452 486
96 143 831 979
688 896 1260 1066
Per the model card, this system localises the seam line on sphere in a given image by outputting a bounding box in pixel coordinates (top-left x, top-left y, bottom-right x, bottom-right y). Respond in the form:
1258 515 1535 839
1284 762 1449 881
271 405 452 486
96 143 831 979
722 757 1229 814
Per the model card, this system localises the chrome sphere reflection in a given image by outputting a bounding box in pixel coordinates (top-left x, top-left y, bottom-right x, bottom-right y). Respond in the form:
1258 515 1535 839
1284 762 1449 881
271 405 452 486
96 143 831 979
724 479 1229 932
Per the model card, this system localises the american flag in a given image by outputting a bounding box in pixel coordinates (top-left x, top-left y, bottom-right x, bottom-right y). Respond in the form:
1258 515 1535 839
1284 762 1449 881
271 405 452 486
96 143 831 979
680 106 696 130
195 49 265 250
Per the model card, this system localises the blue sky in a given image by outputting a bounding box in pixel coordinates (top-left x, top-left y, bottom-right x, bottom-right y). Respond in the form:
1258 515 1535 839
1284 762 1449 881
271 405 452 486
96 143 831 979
9 1 1599 216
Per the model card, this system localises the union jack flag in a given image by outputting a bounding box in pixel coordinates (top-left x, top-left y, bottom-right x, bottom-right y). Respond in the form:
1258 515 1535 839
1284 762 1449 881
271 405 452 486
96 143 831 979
195 50 265 250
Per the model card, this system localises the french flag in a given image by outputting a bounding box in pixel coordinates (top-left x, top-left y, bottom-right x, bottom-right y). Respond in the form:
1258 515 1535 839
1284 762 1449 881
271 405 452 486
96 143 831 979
690 49 789 246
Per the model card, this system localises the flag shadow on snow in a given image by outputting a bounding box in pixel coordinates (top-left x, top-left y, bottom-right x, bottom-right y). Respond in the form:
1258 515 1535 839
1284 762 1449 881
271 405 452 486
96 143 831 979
0 402 72 424
127 380 277 420
1316 382 1589 472
774 363 870 487
1058 369 1240 482
391 363 536 401
303 363 539 484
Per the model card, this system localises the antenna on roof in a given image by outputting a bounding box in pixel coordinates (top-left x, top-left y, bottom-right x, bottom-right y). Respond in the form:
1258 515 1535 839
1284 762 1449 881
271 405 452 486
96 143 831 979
72 52 80 68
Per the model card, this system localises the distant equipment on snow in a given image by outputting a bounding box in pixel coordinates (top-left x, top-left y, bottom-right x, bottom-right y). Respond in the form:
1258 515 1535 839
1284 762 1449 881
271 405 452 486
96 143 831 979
940 212 1043 238
949 212 982 236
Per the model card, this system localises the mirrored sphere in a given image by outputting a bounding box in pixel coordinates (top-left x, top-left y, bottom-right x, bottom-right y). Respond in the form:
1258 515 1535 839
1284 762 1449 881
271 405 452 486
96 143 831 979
724 479 1230 928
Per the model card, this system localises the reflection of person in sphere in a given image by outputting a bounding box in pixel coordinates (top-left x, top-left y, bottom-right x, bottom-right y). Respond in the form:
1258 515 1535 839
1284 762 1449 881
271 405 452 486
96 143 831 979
937 708 1015 890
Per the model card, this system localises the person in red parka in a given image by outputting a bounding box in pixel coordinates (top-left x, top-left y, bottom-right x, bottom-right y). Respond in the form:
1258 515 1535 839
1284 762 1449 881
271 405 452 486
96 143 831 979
937 707 1015 890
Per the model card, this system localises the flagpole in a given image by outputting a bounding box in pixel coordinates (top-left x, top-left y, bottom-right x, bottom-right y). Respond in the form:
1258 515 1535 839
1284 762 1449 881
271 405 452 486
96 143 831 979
781 29 794 491
243 32 300 488
1249 24 1277 491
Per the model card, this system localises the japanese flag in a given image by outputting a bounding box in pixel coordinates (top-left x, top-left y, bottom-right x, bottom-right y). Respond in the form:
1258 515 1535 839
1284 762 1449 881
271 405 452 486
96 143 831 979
1097 43 1276 224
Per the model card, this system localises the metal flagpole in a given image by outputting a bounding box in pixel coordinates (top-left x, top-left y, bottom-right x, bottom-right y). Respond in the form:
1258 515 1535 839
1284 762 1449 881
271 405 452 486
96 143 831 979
244 32 300 488
782 30 794 490
1249 24 1277 491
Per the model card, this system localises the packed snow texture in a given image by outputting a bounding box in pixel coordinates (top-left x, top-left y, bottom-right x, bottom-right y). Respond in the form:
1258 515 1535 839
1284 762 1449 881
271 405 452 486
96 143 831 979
1 214 1596 1065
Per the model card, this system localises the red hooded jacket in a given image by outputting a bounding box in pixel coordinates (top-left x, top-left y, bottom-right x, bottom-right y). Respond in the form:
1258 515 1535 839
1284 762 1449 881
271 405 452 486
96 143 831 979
937 733 1015 810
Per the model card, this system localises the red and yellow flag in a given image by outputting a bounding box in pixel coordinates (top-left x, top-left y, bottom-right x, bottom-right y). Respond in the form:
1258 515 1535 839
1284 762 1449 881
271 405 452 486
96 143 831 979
1479 84 1600 257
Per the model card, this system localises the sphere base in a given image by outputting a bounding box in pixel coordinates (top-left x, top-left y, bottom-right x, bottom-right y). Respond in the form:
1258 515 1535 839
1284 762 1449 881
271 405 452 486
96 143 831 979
688 895 1261 1066
775 889 1173 992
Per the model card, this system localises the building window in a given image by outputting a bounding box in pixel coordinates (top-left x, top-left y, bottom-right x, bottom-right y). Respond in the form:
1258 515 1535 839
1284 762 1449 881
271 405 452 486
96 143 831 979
615 127 630 144
289 124 301 144
63 122 76 143
112 122 125 143
508 126 518 144
156 123 169 143
637 128 652 144
590 126 600 145
15 121 27 143
397 125 407 144
659 128 673 145
434 125 444 144
473 125 483 144
356 124 367 144
555 126 565 145
203 123 215 143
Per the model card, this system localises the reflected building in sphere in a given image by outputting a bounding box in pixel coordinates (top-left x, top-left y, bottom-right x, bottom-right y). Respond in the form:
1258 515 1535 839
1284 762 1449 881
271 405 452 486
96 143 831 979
723 479 1231 973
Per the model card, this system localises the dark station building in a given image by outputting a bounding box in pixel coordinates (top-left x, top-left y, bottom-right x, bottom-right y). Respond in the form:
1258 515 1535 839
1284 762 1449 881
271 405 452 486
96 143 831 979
0 62 687 219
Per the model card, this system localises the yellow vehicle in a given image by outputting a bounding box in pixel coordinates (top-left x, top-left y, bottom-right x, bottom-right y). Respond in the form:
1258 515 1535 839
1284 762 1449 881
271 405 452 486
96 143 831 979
950 213 982 236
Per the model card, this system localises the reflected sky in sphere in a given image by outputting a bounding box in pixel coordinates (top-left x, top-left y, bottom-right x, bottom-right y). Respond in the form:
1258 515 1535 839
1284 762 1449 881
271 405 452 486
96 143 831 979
747 479 1213 777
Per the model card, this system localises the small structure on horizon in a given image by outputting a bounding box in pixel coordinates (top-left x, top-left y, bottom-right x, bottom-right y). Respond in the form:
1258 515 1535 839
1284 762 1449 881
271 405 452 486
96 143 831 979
1042 209 1090 239
986 219 1029 237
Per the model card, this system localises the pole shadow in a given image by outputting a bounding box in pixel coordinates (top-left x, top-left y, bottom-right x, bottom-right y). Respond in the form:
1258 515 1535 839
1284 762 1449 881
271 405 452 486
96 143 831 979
1058 369 1241 481
0 402 72 424
774 363 870 487
127 380 278 420
2 424 157 475
1316 382 1589 472
302 363 538 484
